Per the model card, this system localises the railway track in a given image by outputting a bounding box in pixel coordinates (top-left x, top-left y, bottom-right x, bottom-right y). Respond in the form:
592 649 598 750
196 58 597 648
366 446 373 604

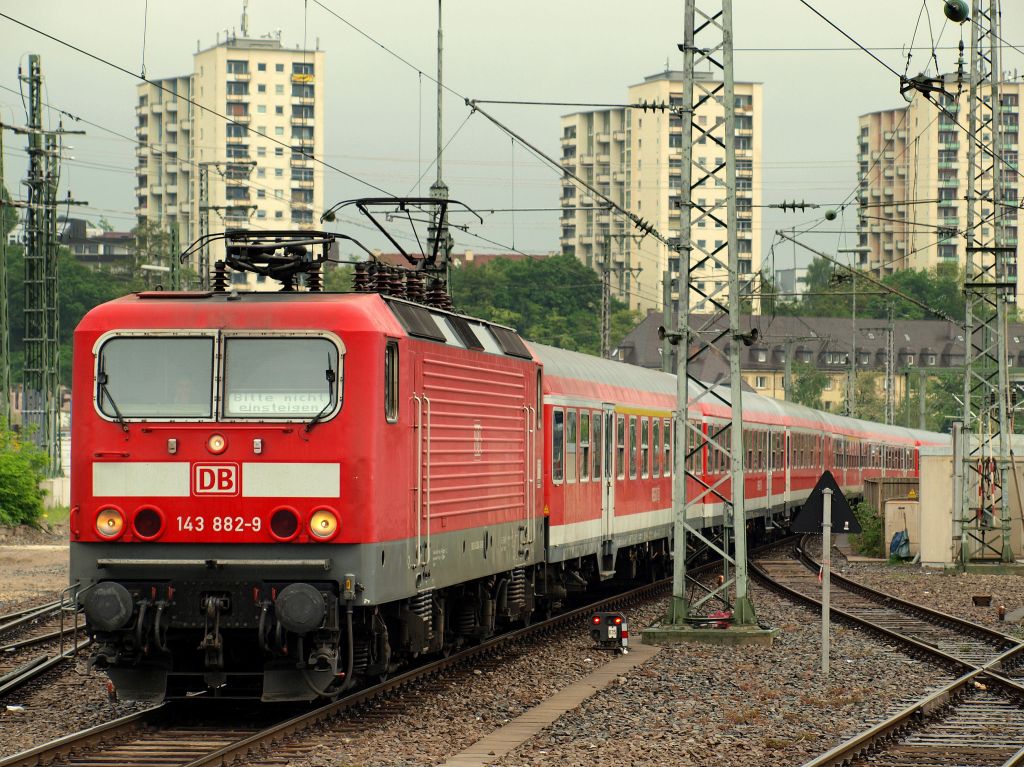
754 536 1024 766
0 600 86 699
1 536 796 766
0 575 672 767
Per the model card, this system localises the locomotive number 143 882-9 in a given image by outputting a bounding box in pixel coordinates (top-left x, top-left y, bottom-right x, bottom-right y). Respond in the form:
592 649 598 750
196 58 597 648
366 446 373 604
175 515 262 533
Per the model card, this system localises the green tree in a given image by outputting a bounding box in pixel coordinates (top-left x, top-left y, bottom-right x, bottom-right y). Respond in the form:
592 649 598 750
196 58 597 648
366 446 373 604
791 362 828 410
450 255 640 355
322 263 353 292
0 421 48 526
776 259 965 322
852 371 886 423
132 220 172 273
1 182 17 238
6 244 144 385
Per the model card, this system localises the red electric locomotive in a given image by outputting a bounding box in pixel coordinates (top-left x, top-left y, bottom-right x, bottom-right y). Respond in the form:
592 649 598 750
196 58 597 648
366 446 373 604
69 225 949 702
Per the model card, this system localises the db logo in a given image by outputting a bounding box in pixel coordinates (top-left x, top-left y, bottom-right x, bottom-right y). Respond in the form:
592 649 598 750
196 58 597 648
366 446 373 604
193 463 240 495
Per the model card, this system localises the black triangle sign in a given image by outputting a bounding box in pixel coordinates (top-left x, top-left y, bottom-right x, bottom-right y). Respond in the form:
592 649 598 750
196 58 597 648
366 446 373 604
790 470 862 534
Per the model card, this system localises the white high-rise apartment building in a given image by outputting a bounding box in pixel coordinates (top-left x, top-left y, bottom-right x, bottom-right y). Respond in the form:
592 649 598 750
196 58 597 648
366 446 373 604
136 28 325 285
560 70 763 313
857 74 1023 299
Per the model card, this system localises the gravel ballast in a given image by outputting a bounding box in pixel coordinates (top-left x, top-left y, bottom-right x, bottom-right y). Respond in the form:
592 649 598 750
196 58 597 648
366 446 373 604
5 538 1024 765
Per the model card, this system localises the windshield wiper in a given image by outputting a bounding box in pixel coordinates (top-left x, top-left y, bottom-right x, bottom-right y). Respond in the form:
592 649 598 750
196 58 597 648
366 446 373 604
97 369 129 432
305 360 337 433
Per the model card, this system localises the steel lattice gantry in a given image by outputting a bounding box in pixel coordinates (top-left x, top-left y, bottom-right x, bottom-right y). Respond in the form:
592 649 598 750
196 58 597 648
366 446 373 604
668 0 756 625
21 55 50 460
959 0 1016 564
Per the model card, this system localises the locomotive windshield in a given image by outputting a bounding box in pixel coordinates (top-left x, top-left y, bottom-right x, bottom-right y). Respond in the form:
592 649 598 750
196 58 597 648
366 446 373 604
223 337 340 418
97 337 214 418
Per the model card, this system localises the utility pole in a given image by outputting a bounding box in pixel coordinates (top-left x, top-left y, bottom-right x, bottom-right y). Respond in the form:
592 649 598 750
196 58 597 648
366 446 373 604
600 232 642 358
198 162 210 289
0 128 10 424
860 312 894 425
661 269 672 372
837 246 869 417
601 249 611 358
919 368 927 430
959 0 1014 564
662 0 757 630
15 56 84 473
427 0 453 286
22 55 46 450
170 220 181 290
43 129 61 474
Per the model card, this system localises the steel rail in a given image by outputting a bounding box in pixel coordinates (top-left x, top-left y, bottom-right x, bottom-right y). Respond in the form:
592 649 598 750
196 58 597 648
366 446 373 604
0 640 92 699
0 577 671 767
1 536 796 767
752 538 1024 766
794 536 1020 650
0 601 62 639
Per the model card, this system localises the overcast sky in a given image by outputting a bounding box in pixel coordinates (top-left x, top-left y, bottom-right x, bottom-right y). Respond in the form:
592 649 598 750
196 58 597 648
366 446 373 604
2 1 1023 271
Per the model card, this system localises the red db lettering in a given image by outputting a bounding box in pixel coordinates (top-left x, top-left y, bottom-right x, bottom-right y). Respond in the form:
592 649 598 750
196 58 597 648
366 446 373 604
193 464 239 495
217 468 234 490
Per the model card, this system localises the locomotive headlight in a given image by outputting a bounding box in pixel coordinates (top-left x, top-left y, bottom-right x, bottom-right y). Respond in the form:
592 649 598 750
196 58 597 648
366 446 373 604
207 433 228 454
95 508 125 539
308 508 339 540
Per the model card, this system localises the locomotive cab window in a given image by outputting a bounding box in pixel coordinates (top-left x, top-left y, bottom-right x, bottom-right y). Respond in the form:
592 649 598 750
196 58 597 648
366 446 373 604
96 336 214 419
223 337 340 419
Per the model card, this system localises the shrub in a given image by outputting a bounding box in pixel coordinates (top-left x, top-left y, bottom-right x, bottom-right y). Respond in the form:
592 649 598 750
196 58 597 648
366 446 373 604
0 422 49 526
849 500 883 558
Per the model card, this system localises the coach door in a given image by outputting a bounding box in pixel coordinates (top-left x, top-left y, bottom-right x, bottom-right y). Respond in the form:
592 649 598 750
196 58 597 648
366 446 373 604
601 404 616 546
783 428 792 510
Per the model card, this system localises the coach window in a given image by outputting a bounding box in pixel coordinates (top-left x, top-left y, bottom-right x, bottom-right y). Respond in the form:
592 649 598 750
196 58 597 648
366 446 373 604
641 418 650 478
552 409 564 482
629 416 638 479
663 418 672 476
580 412 590 481
616 415 626 479
385 340 399 423
223 337 340 419
536 371 543 427
652 419 661 477
592 411 602 480
97 336 213 419
566 410 578 483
